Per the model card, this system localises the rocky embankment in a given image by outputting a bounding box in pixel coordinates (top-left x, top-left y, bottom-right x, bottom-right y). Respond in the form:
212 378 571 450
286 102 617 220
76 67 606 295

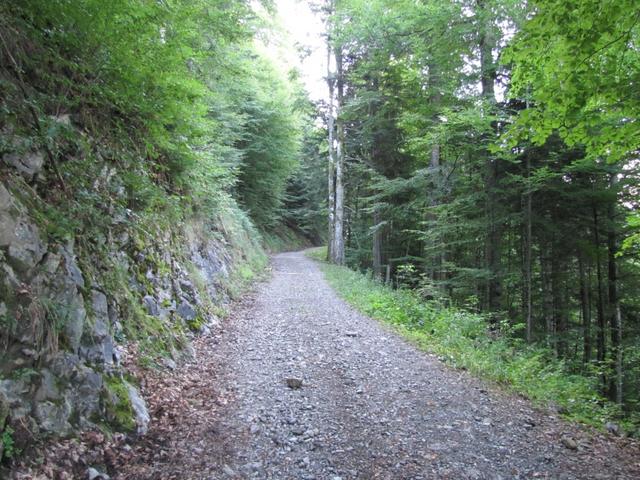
0 120 263 463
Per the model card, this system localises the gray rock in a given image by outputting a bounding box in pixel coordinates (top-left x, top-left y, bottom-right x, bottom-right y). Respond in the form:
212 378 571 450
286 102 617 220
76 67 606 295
125 382 150 435
3 150 45 181
91 290 109 330
561 436 578 450
80 336 115 365
179 278 195 296
40 252 62 274
112 346 122 366
161 358 177 370
181 344 196 361
177 301 197 321
49 352 81 380
0 183 11 210
0 211 17 248
35 369 61 402
6 218 46 273
286 378 303 390
1 265 19 298
61 245 85 289
34 399 72 434
61 292 87 353
605 421 620 436
86 467 110 480
0 378 31 418
72 366 103 418
143 295 159 316
80 290 115 365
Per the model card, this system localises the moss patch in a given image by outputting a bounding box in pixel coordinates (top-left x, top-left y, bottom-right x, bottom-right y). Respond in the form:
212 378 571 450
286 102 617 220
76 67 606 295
103 376 135 432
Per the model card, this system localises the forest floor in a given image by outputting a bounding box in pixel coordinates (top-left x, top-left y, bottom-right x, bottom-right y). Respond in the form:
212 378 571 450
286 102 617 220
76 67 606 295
10 251 640 479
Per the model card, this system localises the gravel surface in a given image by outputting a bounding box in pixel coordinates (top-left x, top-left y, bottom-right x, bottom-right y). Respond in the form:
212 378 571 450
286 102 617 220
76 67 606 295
121 251 640 479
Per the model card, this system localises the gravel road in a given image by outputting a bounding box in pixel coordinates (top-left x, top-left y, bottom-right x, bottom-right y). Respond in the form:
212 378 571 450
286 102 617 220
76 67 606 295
121 250 640 479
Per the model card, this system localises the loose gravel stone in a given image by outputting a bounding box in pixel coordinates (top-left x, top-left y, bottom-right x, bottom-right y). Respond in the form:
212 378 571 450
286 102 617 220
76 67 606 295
207 251 640 479
119 251 640 479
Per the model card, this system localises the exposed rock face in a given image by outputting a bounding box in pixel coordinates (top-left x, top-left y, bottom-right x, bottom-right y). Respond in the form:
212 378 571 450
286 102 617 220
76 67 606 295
0 146 247 453
125 382 150 435
177 301 197 322
0 391 8 459
2 149 45 182
0 182 47 273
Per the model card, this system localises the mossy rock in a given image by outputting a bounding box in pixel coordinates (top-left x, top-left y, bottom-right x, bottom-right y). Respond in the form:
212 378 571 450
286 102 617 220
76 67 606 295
102 376 135 432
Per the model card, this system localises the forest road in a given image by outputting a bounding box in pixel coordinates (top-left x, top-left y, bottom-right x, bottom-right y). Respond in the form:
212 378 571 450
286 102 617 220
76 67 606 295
121 250 640 480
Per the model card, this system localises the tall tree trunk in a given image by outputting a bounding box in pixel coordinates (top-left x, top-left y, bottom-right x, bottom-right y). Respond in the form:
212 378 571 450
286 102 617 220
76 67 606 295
540 251 554 351
333 45 345 265
551 248 566 357
524 154 533 343
478 0 496 103
373 207 383 279
430 143 442 281
326 18 336 262
578 251 592 364
593 205 606 365
425 60 444 283
478 0 501 316
593 204 607 392
606 175 622 404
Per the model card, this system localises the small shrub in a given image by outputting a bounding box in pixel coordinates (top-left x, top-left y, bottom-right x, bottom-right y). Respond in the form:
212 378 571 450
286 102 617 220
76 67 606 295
1 426 17 459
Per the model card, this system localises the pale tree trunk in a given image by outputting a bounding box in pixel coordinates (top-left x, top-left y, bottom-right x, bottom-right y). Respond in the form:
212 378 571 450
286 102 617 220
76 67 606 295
593 204 607 392
373 207 383 279
326 34 336 262
426 61 442 281
606 174 622 404
522 87 533 343
478 0 501 315
578 252 592 364
593 206 606 362
524 156 533 343
430 144 443 281
333 44 345 265
540 252 554 351
430 144 440 168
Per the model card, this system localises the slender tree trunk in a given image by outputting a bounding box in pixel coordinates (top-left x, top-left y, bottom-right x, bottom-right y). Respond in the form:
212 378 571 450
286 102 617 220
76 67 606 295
333 45 345 265
373 207 383 279
431 144 440 169
606 175 622 404
478 0 501 316
551 246 566 357
614 303 623 405
593 204 607 392
425 60 443 283
579 251 592 364
540 251 554 351
593 205 606 365
326 22 336 262
430 143 442 281
524 154 533 343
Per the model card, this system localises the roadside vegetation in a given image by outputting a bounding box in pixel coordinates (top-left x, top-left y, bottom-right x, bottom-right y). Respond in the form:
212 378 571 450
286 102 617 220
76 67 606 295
308 247 638 435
